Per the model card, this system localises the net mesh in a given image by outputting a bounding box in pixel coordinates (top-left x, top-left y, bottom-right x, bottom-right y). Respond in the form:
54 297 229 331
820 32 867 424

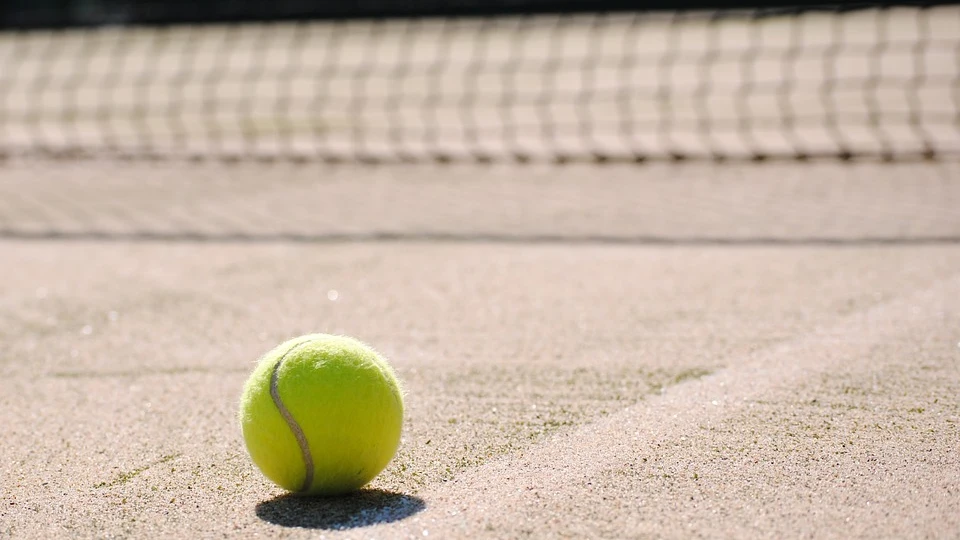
1 3 958 163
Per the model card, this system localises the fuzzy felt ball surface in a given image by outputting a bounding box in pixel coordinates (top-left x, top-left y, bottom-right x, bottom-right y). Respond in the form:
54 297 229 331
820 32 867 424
239 334 404 496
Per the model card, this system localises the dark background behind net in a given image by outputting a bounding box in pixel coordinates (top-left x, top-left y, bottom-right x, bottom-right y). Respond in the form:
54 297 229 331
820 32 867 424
8 1 954 28
0 0 957 163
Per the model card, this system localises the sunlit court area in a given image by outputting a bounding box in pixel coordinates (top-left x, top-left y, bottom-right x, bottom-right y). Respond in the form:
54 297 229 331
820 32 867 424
1 0 958 538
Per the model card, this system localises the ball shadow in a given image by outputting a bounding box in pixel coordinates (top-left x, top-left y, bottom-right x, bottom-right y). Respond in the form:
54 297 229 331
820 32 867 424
255 489 425 530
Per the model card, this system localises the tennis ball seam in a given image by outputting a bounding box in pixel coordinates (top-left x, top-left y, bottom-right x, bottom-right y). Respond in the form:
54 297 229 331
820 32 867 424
268 338 316 493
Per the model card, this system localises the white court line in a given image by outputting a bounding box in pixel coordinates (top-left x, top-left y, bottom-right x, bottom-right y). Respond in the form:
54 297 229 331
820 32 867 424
369 272 958 537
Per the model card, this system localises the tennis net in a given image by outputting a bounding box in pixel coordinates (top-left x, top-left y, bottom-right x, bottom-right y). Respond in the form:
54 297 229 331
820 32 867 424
0 1 957 163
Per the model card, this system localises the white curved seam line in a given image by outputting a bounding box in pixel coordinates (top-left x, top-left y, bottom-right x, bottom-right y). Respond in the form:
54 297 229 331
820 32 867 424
269 340 315 493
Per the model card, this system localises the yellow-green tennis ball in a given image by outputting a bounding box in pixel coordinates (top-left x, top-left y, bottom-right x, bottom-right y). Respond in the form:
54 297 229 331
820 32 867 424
239 334 404 496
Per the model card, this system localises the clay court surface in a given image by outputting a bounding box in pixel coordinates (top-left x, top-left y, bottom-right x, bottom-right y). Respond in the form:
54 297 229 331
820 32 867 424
0 160 957 538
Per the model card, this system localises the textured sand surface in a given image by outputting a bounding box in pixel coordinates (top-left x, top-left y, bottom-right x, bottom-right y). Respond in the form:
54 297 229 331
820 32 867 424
0 161 958 538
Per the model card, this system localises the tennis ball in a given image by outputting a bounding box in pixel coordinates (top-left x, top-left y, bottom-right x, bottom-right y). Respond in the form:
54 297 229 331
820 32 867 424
239 334 404 496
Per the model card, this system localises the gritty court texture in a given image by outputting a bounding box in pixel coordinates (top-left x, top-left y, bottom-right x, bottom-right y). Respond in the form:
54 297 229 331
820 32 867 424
1 9 960 540
1 160 958 539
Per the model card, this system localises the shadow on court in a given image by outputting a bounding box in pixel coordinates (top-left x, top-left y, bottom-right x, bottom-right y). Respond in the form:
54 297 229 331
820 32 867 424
255 489 425 529
3 228 959 246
